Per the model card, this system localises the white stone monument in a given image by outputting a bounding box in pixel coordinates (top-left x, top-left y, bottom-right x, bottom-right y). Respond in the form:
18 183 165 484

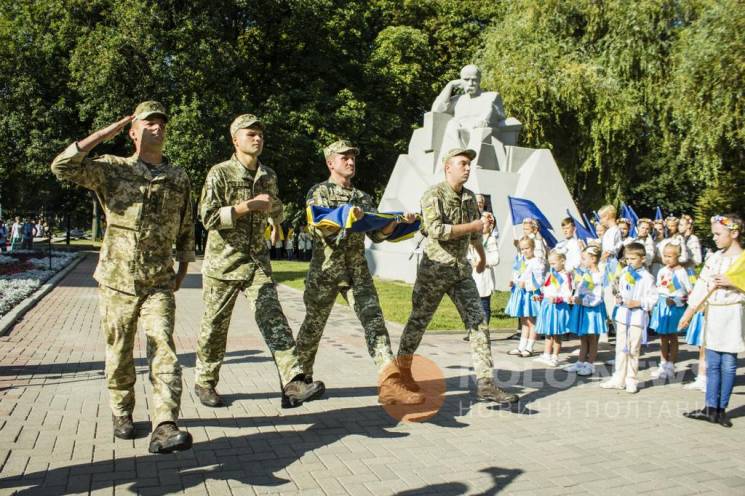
365 65 583 290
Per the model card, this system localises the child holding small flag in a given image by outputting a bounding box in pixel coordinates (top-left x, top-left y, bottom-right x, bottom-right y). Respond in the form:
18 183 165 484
681 214 745 427
533 250 573 366
649 242 693 380
566 246 607 375
601 242 658 393
506 237 545 357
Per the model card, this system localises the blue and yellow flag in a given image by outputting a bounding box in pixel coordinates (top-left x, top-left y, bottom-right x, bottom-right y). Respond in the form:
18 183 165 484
512 255 526 273
307 205 420 242
575 268 595 291
547 268 564 288
624 266 641 286
686 267 698 285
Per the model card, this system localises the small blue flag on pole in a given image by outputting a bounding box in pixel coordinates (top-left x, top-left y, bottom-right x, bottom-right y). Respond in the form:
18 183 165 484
566 209 594 242
621 203 639 238
507 196 558 247
582 212 597 238
655 206 664 221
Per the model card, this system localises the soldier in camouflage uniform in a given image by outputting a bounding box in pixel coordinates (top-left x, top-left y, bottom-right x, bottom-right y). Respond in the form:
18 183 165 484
397 148 519 404
51 102 194 453
295 140 424 405
195 114 324 408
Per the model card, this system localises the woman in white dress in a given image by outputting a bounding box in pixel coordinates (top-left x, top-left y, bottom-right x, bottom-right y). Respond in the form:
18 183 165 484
465 213 500 340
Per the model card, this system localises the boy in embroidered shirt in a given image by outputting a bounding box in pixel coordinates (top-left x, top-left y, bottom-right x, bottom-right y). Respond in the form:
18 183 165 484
601 242 659 393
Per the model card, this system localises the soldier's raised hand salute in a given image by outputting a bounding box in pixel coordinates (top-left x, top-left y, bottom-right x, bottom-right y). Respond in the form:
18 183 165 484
77 115 135 152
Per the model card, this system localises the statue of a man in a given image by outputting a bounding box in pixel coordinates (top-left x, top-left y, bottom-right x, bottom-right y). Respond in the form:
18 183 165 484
432 65 506 151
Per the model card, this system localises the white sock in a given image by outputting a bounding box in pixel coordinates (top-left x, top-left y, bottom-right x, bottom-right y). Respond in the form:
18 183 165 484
526 339 536 352
519 337 527 351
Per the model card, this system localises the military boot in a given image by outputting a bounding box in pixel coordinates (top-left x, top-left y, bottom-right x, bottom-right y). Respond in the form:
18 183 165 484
112 414 134 440
281 375 326 408
194 384 223 407
378 369 425 405
148 422 193 454
476 378 519 404
397 365 420 392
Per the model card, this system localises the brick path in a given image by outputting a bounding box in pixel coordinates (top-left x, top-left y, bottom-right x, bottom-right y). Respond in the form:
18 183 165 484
1 254 745 495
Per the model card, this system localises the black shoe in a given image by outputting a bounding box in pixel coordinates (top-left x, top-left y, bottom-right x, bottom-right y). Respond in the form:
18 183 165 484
112 414 135 440
683 407 719 424
281 376 326 408
718 409 733 428
148 422 193 454
463 331 471 342
194 384 223 407
476 378 519 403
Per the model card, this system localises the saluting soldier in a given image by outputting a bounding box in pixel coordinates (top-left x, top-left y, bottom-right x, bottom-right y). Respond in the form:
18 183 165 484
51 102 194 453
295 140 424 405
195 114 324 408
397 148 519 404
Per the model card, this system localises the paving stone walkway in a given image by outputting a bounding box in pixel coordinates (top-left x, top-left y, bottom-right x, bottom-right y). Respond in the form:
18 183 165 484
1 254 744 495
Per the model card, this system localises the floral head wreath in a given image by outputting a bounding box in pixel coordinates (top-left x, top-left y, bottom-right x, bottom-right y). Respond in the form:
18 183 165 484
522 217 538 227
637 217 652 226
665 215 679 223
618 217 631 226
711 215 742 232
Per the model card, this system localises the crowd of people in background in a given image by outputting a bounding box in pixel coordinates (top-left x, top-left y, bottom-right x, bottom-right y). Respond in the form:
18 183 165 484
493 203 743 427
0 216 50 252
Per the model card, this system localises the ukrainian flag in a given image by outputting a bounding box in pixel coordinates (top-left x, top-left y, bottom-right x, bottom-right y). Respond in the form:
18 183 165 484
624 266 641 286
547 268 564 288
307 205 421 242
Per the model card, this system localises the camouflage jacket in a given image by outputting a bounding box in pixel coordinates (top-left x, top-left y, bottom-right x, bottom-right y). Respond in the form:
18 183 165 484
51 143 195 295
420 181 480 277
200 155 283 280
306 179 389 280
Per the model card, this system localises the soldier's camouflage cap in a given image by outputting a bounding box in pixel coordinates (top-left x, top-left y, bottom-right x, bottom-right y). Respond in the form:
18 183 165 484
133 101 168 122
442 147 477 164
230 114 265 137
324 139 359 159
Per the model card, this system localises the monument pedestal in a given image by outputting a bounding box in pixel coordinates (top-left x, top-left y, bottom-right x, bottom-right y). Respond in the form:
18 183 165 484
367 111 583 290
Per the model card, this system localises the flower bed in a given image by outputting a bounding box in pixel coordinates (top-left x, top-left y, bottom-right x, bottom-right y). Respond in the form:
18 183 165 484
0 251 78 317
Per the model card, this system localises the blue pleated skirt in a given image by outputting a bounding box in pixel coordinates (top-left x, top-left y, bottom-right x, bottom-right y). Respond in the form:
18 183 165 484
505 286 541 317
649 296 685 334
536 300 571 335
568 303 608 336
684 311 705 346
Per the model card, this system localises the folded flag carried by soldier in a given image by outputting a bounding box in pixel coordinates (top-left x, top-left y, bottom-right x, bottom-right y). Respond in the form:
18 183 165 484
307 204 420 242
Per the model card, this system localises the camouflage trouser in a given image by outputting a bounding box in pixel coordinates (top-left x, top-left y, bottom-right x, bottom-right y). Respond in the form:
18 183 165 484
295 269 394 377
397 257 492 380
195 270 303 388
98 286 181 426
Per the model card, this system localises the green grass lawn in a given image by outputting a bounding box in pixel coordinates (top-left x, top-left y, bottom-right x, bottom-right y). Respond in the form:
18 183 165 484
271 260 517 332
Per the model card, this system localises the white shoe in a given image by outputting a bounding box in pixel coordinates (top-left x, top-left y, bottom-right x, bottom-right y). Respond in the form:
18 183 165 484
533 354 553 365
606 359 615 366
563 362 582 372
625 382 638 394
683 376 707 392
577 363 595 376
571 348 581 356
651 365 669 380
549 356 560 367
600 379 624 390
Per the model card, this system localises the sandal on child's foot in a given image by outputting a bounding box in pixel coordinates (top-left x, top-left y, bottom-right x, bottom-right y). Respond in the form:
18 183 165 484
519 350 533 358
507 349 523 356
